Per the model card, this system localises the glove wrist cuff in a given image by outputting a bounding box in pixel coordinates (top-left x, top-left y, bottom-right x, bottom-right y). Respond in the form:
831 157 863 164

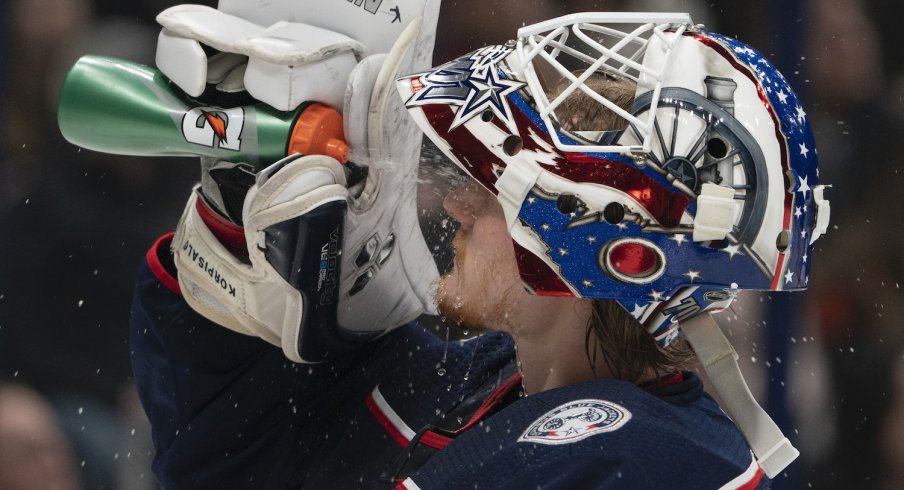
196 194 248 257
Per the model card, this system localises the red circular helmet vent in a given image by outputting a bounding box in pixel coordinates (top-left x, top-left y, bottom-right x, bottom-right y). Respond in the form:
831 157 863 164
601 238 666 284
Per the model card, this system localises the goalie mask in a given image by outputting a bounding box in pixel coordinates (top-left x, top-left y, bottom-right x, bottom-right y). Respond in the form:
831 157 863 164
398 12 830 346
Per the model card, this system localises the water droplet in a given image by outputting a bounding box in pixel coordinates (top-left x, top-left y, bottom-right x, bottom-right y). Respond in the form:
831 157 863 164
437 367 446 377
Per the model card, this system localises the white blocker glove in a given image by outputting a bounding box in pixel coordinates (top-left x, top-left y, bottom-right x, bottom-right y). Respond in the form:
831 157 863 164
154 0 440 111
154 0 441 221
175 150 439 364
170 12 440 363
174 155 349 362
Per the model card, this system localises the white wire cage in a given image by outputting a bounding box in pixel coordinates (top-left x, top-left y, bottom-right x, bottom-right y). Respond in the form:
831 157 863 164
514 12 694 155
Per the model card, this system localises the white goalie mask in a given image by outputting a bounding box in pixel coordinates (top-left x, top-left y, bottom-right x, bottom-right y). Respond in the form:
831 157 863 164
398 12 831 346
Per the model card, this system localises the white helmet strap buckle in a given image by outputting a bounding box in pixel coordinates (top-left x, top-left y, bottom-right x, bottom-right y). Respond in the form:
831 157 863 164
810 185 831 245
693 183 737 242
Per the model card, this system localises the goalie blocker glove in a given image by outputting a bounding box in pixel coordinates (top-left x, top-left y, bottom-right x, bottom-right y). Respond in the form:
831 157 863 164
161 2 440 362
174 154 353 363
176 148 441 363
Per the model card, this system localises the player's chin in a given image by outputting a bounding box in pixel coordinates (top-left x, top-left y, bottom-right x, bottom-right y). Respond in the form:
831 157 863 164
434 267 464 317
436 277 490 333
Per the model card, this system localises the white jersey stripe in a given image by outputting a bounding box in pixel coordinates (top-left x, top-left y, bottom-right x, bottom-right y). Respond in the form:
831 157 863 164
371 385 417 442
399 477 422 489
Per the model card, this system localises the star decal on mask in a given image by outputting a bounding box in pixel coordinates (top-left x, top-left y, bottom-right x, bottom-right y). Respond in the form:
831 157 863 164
785 270 795 284
450 67 524 130
406 45 524 131
684 270 701 282
670 234 688 246
721 244 744 259
630 303 648 319
797 175 811 198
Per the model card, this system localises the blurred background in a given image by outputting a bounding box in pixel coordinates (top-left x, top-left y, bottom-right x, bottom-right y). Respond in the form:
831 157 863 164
0 0 901 488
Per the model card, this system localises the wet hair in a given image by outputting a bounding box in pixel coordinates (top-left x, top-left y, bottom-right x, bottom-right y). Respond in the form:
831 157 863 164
585 300 693 384
550 72 635 132
549 72 693 383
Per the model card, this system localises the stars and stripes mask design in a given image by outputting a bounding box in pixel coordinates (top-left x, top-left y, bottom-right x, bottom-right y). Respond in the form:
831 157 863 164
397 13 830 344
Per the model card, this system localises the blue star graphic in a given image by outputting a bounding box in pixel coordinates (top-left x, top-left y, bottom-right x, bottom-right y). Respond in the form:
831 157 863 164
450 66 524 129
406 45 524 130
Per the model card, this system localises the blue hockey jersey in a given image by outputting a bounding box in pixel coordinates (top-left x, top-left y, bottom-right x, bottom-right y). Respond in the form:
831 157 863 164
131 234 768 489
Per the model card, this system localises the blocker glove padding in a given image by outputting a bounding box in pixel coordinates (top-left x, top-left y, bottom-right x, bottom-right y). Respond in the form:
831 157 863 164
167 8 440 362
175 155 350 362
175 151 439 363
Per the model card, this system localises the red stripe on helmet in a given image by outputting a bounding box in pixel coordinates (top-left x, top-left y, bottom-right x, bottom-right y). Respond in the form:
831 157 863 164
512 241 575 296
419 102 690 229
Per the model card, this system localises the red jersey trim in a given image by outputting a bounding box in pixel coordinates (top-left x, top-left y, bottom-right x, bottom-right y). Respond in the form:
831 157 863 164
720 458 765 490
146 233 181 295
458 372 523 433
366 385 415 448
419 431 453 450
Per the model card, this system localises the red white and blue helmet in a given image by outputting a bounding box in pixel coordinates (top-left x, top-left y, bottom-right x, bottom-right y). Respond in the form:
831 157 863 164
397 12 830 345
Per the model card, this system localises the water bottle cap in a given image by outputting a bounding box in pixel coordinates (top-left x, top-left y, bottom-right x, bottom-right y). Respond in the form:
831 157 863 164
288 102 349 163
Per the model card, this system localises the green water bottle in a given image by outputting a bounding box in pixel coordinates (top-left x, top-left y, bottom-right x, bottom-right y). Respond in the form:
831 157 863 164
57 55 349 170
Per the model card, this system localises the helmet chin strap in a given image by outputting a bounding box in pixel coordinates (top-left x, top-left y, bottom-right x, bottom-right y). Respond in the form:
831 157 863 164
680 313 799 479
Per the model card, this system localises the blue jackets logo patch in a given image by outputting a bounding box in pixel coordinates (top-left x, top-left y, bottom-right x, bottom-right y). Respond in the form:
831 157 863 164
518 399 631 445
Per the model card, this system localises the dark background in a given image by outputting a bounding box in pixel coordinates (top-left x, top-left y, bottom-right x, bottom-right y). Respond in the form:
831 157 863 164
0 0 901 488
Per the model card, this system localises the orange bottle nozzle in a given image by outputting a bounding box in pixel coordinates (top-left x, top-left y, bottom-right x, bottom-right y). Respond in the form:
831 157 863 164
288 102 349 164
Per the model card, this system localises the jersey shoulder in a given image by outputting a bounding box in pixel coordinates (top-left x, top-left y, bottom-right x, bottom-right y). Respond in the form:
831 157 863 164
410 373 765 490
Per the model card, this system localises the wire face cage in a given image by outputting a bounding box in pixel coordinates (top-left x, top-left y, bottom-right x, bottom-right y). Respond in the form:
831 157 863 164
514 13 694 155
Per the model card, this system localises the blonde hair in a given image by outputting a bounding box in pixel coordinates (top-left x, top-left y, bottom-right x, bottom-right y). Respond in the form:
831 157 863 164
549 72 636 132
